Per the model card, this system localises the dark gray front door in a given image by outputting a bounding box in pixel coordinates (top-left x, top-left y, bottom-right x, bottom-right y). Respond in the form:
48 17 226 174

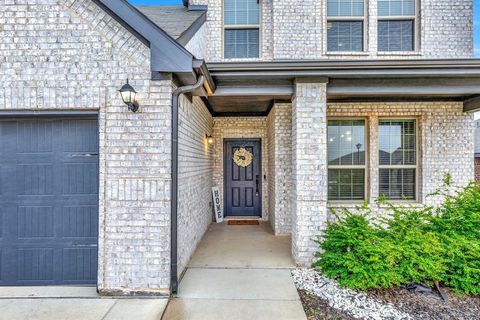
0 118 99 286
224 139 261 217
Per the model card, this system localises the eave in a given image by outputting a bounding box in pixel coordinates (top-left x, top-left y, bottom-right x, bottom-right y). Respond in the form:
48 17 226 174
207 59 480 114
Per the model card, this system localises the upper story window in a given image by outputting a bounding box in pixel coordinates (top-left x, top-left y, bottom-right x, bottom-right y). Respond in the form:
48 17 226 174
328 119 367 201
327 0 365 52
224 0 260 59
378 0 417 51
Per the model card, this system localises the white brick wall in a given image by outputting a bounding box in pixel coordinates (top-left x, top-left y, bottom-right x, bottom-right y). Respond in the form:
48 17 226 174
177 95 213 276
185 23 207 59
288 98 474 265
267 103 293 235
0 0 172 295
328 102 475 209
190 0 472 61
291 80 329 266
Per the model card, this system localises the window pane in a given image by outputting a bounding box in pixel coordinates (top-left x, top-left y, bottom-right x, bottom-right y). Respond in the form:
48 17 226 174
327 0 364 17
327 21 364 52
224 0 259 25
328 119 365 166
329 169 365 200
379 168 416 200
378 20 414 51
379 119 416 166
224 29 260 58
378 0 415 16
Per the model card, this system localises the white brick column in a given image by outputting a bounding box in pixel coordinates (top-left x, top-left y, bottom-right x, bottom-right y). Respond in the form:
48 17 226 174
291 79 329 266
267 103 293 235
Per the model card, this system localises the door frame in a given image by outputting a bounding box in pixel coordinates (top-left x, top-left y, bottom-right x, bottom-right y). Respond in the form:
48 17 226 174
223 138 262 217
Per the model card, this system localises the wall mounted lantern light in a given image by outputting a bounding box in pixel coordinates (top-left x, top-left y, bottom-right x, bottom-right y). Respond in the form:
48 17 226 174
119 79 139 112
206 134 214 145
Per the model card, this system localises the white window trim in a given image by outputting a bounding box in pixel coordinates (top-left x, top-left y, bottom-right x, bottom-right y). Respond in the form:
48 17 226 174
326 0 368 53
377 0 420 52
378 117 419 202
222 0 261 60
327 117 369 203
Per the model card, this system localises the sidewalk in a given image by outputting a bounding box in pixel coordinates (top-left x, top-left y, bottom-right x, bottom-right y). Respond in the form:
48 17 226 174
0 287 168 320
162 222 307 320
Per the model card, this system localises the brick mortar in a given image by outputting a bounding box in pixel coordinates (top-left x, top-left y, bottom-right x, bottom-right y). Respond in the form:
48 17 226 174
177 95 213 275
267 103 293 235
190 0 472 61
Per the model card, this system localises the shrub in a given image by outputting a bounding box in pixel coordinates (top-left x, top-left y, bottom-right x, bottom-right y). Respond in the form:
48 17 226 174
429 182 480 295
314 179 480 296
382 205 445 285
314 208 403 290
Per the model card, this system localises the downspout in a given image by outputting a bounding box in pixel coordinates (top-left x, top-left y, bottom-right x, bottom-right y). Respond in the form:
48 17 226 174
171 75 205 293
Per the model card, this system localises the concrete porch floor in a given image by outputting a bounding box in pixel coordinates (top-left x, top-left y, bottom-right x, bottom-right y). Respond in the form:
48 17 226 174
189 221 295 269
162 221 307 320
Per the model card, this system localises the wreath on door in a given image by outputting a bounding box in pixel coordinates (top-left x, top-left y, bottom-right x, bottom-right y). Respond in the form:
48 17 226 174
233 148 253 167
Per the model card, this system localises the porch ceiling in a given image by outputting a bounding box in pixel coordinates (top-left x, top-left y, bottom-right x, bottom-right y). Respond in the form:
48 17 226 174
206 59 480 115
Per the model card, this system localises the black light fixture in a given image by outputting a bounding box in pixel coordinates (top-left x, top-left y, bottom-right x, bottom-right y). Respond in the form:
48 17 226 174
119 78 139 112
206 134 213 145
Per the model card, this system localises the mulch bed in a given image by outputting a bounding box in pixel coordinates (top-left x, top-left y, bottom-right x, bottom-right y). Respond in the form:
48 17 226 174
298 289 355 320
298 286 480 320
368 286 480 320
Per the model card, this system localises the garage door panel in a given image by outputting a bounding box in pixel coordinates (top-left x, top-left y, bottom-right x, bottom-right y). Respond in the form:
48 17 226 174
17 206 55 239
16 164 54 196
62 163 98 195
0 118 99 286
0 207 2 239
61 120 99 152
17 248 55 282
62 206 98 238
16 121 54 154
62 248 97 281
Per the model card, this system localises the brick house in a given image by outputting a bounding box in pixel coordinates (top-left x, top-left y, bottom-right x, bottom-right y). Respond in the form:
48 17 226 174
0 0 478 296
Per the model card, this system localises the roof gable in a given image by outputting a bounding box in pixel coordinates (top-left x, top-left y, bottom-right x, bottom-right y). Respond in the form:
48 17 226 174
94 0 194 74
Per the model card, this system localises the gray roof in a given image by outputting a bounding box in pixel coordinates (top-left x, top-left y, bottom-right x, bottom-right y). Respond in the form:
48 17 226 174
136 6 205 45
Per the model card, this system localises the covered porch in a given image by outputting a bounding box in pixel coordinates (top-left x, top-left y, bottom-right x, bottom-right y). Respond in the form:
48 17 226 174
174 59 480 293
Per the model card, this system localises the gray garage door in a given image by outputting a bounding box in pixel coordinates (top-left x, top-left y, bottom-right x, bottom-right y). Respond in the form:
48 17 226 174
0 118 99 286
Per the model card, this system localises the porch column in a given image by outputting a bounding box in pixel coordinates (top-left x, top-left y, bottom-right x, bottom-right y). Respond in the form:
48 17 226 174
291 78 329 266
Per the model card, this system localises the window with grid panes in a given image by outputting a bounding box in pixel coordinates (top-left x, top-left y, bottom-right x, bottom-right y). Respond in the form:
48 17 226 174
327 0 365 52
224 0 260 58
378 119 417 200
328 119 367 201
377 0 417 51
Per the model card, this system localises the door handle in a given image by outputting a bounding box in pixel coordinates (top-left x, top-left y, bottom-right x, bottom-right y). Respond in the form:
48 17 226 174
71 153 98 158
255 175 259 196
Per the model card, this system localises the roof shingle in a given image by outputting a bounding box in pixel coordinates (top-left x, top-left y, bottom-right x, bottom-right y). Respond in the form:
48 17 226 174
136 6 205 42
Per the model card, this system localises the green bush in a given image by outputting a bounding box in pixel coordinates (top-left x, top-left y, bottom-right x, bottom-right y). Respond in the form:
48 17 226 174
382 205 445 285
314 209 402 290
314 179 480 296
429 182 480 295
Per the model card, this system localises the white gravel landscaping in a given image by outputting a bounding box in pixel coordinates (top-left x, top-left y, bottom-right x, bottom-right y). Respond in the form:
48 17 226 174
292 268 413 320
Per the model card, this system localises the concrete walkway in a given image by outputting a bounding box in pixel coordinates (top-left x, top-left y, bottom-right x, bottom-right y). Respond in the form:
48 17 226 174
162 222 307 320
0 287 168 320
